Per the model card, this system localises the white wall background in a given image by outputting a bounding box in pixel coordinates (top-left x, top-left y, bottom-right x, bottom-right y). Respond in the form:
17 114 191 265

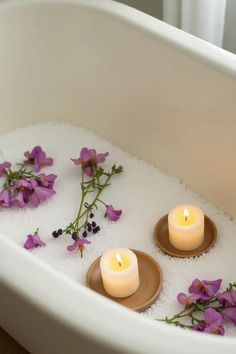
116 0 236 54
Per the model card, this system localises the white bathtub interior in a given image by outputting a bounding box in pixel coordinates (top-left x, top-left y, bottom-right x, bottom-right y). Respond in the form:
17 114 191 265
0 1 236 354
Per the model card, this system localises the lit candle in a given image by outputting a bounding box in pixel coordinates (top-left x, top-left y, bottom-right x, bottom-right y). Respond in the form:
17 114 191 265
100 248 140 298
168 204 204 251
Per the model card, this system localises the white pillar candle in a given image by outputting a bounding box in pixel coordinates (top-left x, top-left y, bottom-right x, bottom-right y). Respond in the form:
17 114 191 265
168 204 204 251
100 248 140 298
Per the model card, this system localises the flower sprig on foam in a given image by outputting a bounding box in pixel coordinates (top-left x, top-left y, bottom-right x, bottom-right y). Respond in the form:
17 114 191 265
159 279 236 335
52 147 123 257
0 146 57 208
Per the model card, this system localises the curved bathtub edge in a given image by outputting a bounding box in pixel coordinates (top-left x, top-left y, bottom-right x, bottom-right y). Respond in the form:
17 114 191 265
0 0 235 80
0 234 236 354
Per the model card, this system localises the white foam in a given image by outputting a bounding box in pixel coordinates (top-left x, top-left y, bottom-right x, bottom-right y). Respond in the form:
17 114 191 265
0 122 235 335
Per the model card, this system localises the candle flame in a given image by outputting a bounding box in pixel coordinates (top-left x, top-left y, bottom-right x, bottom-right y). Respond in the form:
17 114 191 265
116 253 122 267
184 208 189 222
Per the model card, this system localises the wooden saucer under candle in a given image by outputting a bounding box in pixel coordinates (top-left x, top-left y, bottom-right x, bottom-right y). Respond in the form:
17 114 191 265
86 249 163 312
154 214 217 258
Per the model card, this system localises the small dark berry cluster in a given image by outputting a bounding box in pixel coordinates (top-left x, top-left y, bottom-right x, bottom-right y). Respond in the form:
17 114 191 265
83 219 100 237
52 229 63 238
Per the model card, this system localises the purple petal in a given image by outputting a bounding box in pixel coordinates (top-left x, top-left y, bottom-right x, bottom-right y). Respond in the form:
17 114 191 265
189 279 222 300
15 179 32 189
0 189 10 207
204 308 222 326
32 234 46 247
71 158 82 165
96 152 109 164
105 205 122 221
11 191 26 208
193 323 206 332
24 235 35 250
0 161 11 176
79 239 91 245
45 157 53 166
67 240 80 252
204 324 225 335
31 192 40 208
84 166 93 177
222 307 236 325
80 148 92 163
218 290 236 307
177 292 188 305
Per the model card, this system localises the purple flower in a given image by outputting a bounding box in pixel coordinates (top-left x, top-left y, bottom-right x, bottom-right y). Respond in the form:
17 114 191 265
67 238 91 256
177 292 201 307
0 161 11 177
189 279 222 300
71 147 109 177
203 308 225 335
105 205 122 221
218 290 236 307
11 179 32 207
39 173 57 188
0 189 10 207
219 290 236 325
221 308 236 325
24 146 53 172
193 323 206 332
24 232 45 250
30 179 55 208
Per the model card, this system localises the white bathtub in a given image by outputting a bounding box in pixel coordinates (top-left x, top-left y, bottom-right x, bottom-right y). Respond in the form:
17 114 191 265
0 1 236 353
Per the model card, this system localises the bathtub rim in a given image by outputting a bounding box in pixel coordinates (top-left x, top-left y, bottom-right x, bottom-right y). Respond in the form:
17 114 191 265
0 0 235 80
1 233 235 353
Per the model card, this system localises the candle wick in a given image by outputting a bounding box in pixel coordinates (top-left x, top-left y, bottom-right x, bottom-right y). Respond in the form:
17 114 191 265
185 216 187 222
118 261 122 267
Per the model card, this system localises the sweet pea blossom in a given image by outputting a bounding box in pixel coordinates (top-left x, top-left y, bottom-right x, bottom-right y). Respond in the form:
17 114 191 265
24 146 53 172
189 279 222 300
219 290 236 325
177 292 201 307
67 238 91 257
0 189 10 207
11 179 32 207
24 231 45 250
0 161 11 177
71 147 109 177
194 308 225 335
105 205 122 221
39 173 57 189
30 179 56 208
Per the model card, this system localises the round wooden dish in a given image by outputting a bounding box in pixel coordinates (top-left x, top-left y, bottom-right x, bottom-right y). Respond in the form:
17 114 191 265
86 249 163 312
154 214 217 258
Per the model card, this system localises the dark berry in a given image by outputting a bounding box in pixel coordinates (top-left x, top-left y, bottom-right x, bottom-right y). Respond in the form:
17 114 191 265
87 222 91 228
97 226 100 232
90 213 94 218
92 221 96 227
72 231 78 240
52 231 59 238
82 231 88 238
58 229 63 235
93 226 100 234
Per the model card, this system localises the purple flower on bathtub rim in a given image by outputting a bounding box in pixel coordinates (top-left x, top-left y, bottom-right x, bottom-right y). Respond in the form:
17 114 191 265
71 147 109 177
24 230 46 250
221 308 236 325
203 308 225 335
30 179 56 208
24 146 53 172
105 205 122 221
193 308 225 335
67 238 91 257
177 292 201 307
189 279 222 300
0 161 11 177
218 290 236 308
0 188 10 207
